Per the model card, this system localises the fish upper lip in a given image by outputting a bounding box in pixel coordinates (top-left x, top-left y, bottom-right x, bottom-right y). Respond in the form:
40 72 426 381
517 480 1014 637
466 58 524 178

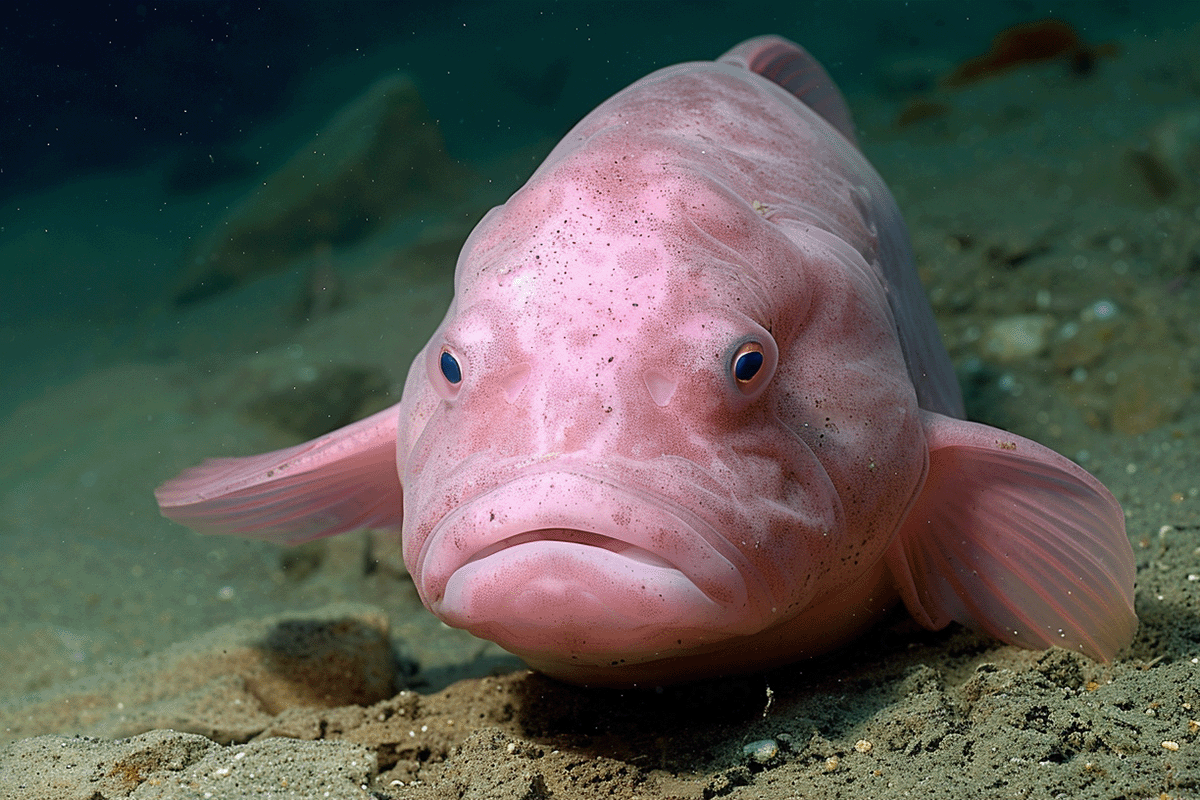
413 460 775 613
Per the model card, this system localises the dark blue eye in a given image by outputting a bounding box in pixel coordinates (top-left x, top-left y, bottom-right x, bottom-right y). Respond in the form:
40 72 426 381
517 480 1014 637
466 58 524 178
733 343 764 383
439 350 462 385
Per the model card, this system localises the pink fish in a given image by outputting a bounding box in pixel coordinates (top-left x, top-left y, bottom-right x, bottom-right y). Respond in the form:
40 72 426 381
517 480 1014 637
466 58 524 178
156 36 1136 687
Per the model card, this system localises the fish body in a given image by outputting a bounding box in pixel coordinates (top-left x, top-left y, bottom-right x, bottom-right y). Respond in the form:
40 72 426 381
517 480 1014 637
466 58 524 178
157 36 1136 686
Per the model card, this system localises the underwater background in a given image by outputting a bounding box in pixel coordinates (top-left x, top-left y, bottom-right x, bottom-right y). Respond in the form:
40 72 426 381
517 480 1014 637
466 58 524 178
2 2 1199 798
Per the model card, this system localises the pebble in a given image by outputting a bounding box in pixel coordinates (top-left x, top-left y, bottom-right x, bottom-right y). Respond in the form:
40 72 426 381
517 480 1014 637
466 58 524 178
742 739 780 765
982 314 1054 362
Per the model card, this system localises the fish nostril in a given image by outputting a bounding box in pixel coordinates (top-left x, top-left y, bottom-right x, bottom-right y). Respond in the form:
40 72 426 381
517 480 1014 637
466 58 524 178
499 363 531 403
643 370 678 407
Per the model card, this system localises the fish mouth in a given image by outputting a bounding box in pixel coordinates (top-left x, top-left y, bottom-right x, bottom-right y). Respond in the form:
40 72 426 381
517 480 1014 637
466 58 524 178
462 528 679 571
413 466 775 663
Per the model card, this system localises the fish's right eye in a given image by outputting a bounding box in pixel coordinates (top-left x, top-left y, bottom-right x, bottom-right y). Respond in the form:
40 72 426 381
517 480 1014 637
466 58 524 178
440 349 463 385
430 344 465 400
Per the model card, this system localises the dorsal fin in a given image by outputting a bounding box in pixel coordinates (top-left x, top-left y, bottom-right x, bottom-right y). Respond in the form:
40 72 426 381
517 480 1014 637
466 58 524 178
720 35 859 147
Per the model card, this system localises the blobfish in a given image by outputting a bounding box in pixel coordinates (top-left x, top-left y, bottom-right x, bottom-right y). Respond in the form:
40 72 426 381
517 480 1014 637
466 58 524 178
156 36 1137 687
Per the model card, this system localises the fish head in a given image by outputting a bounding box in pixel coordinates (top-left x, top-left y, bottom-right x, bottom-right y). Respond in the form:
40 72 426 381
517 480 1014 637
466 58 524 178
398 135 928 677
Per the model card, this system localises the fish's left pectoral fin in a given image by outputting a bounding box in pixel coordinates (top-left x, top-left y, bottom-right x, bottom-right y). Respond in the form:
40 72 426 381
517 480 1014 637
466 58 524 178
155 405 404 545
885 411 1137 661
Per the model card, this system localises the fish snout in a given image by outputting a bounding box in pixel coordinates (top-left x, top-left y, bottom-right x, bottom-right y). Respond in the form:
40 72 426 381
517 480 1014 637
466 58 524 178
412 467 777 665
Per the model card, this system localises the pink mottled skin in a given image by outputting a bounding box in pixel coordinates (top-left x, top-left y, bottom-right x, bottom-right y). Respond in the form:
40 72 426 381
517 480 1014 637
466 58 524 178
156 36 1137 687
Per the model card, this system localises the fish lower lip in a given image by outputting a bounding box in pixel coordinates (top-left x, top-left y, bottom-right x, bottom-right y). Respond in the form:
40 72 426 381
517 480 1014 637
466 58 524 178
464 528 677 571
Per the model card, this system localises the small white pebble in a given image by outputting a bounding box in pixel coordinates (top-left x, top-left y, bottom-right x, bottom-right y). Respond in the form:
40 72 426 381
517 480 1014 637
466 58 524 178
1162 741 1180 751
232 752 245 761
1089 299 1117 319
854 739 873 753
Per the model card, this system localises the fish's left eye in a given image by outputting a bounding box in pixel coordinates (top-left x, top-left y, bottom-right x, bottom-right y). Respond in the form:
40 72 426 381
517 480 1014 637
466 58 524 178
729 337 774 399
733 343 764 383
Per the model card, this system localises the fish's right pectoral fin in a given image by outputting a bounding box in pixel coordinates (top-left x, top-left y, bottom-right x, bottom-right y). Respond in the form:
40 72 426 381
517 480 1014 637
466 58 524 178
155 405 404 545
885 411 1137 661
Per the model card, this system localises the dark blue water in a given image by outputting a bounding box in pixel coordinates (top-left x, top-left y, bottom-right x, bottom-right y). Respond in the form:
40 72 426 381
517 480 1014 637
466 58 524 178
2 0 1191 418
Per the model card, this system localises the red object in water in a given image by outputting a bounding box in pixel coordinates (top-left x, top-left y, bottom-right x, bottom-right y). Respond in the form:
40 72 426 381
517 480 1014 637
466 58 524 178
945 18 1112 87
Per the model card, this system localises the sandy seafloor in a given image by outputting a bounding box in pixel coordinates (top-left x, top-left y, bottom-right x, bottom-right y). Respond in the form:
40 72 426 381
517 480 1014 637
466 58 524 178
2 3 1200 798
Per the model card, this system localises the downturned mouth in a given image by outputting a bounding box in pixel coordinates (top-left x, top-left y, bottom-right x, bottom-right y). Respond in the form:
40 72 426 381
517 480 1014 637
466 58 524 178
464 528 679 571
412 465 777 621
410 465 783 661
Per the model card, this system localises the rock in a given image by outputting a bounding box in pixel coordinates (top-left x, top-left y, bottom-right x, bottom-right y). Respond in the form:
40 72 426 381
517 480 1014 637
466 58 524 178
0 603 397 745
175 74 467 304
0 729 376 800
742 738 781 766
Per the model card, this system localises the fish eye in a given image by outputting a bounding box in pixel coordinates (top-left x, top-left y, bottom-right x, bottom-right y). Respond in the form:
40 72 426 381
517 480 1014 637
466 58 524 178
728 336 775 400
439 349 463 385
732 341 765 384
